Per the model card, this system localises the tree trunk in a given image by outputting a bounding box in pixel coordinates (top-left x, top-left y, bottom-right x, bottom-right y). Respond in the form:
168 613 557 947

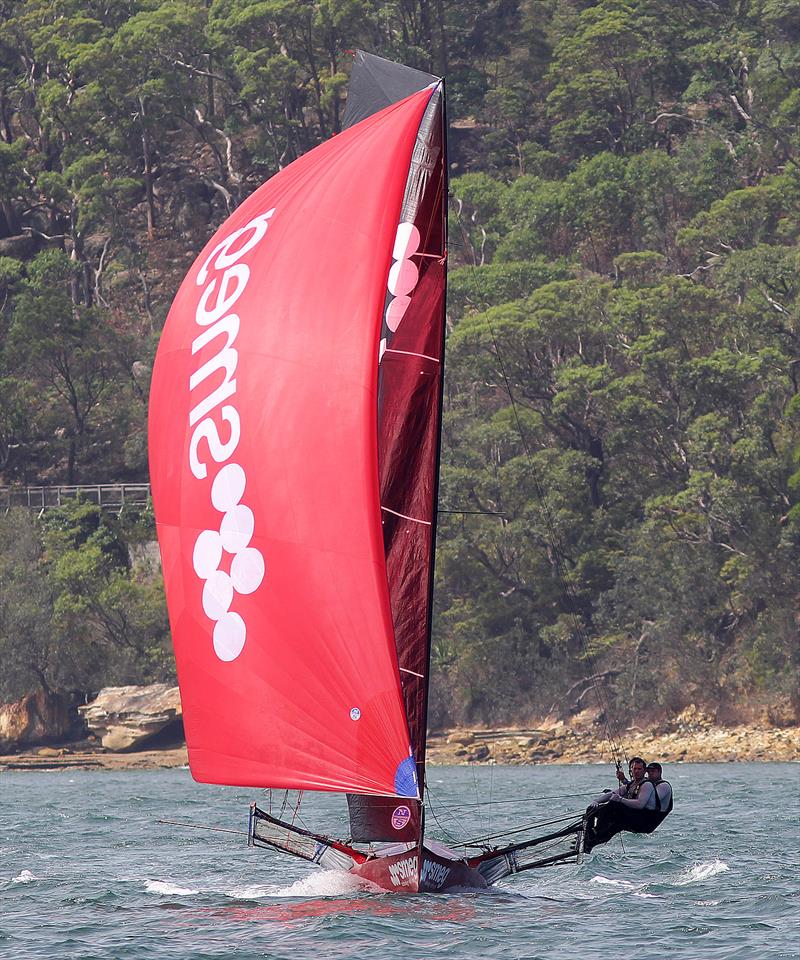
139 95 157 239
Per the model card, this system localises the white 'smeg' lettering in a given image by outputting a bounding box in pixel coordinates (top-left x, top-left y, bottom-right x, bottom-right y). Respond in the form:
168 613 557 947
188 209 275 662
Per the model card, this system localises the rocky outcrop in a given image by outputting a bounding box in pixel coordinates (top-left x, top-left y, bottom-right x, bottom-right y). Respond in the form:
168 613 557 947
0 690 82 753
428 710 800 765
79 684 183 752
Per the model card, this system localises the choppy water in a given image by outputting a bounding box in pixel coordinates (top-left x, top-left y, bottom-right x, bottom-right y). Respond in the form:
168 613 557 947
1 763 797 959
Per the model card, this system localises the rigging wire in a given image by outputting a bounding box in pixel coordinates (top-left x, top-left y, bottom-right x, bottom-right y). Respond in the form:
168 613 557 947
437 508 507 516
424 780 581 850
456 812 583 848
428 791 580 810
424 785 471 846
156 818 247 837
452 215 628 769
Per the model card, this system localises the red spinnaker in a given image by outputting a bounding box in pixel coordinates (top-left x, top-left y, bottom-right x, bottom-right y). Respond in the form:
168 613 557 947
148 90 436 797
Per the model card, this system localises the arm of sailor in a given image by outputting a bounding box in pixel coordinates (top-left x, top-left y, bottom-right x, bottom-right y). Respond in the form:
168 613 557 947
592 785 624 805
614 781 654 809
657 782 672 806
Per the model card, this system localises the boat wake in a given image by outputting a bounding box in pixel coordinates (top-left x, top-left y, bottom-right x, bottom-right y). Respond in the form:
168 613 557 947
233 870 367 900
138 870 367 902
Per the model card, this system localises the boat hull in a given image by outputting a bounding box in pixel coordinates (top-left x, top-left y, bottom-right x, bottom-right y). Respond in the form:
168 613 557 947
350 844 488 893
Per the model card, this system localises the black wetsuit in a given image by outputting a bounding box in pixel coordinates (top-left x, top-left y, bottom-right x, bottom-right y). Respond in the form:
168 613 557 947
584 779 673 851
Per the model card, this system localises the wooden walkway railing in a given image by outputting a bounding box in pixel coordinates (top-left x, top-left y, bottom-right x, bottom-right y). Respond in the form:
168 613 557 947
0 484 152 513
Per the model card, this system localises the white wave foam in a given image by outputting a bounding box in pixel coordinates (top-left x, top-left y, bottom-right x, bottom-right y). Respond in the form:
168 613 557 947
589 875 638 889
224 883 282 900
144 879 200 896
263 870 369 899
12 869 40 884
674 860 729 885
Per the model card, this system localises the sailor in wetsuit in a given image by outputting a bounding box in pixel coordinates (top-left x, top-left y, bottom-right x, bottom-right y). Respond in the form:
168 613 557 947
584 761 673 851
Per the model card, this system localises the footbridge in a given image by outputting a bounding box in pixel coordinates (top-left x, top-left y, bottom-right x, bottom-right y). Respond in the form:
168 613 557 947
0 483 152 514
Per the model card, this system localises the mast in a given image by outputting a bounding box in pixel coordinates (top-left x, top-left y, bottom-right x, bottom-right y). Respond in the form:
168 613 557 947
344 53 447 844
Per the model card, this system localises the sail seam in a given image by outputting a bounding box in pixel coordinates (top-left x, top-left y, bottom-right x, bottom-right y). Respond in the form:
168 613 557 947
384 348 440 363
381 505 432 525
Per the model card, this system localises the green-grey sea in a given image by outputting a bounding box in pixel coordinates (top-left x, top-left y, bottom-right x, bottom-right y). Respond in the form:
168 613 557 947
1 762 797 959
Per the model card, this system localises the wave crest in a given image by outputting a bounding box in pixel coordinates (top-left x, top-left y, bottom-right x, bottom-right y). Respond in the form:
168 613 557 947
674 860 729 885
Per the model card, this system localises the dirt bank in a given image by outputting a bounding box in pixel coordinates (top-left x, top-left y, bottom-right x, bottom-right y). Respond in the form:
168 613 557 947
1 716 797 772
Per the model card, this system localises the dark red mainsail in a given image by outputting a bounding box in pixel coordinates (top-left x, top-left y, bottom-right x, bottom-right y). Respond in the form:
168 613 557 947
149 87 440 798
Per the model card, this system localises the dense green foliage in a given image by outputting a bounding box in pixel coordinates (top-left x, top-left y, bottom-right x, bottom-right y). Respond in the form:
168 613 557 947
0 502 171 701
0 1 797 725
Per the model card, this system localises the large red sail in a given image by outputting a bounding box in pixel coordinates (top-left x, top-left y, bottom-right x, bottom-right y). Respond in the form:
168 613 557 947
148 89 436 797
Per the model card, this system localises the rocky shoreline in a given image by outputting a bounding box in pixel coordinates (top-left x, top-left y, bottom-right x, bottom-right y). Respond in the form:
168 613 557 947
3 686 795 772
426 719 800 766
1 717 797 772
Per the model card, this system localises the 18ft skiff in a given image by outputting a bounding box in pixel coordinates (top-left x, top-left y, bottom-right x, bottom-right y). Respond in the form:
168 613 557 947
149 52 585 894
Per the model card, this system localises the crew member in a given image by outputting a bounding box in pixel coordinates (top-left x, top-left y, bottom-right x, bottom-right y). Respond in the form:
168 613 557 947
588 757 647 809
584 760 673 851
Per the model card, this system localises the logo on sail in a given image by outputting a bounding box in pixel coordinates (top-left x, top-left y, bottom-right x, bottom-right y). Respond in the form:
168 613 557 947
188 208 275 662
379 221 420 361
391 805 412 830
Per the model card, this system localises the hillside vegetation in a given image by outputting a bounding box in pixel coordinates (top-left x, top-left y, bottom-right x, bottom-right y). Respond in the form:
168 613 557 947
0 0 797 728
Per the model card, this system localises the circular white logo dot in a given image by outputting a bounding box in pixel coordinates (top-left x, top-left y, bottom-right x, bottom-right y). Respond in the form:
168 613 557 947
213 611 246 661
230 547 265 595
387 258 418 298
220 504 254 553
192 529 222 579
202 569 233 621
392 222 420 261
385 294 411 333
350 707 361 721
211 462 246 512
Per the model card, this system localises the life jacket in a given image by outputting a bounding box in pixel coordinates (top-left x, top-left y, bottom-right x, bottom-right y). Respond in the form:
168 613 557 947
620 779 673 834
624 777 647 799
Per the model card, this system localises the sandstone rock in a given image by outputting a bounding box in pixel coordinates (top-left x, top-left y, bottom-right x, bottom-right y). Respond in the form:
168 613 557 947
0 690 81 753
667 703 715 733
79 684 182 752
447 731 475 746
468 743 490 762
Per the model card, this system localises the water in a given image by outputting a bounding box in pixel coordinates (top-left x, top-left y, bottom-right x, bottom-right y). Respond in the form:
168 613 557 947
1 763 797 959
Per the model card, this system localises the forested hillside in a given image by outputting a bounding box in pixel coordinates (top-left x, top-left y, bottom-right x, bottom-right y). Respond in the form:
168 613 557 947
0 0 797 727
